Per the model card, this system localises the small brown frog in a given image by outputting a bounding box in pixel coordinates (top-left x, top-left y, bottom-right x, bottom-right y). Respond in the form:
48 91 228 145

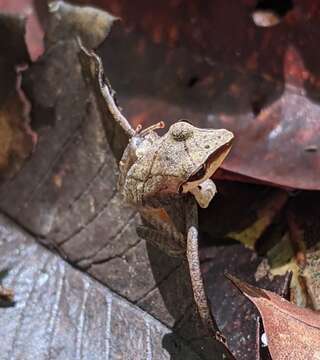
118 120 233 255
79 41 234 345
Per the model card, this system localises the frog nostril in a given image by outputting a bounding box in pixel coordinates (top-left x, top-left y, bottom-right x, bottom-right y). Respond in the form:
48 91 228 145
205 145 210 149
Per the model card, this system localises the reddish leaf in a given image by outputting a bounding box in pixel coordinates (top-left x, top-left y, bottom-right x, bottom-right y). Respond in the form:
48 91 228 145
66 0 320 190
201 244 289 360
227 274 320 360
0 0 44 60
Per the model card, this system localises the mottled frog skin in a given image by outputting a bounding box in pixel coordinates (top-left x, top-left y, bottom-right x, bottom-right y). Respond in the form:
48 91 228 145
118 121 234 256
119 121 233 206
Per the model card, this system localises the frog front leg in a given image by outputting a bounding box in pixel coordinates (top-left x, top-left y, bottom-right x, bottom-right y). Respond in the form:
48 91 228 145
189 178 217 209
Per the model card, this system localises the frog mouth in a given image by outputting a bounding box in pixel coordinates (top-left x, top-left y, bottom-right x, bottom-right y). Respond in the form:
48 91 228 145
181 141 233 194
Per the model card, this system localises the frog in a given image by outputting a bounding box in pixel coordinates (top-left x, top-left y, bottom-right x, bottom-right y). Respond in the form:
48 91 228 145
118 120 234 256
78 40 234 345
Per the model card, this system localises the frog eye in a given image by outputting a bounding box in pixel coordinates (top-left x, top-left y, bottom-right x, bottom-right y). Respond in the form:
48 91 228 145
188 165 206 182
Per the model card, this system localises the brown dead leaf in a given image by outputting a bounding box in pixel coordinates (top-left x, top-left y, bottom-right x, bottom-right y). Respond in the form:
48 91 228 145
68 0 320 190
0 95 33 177
227 273 320 360
47 1 118 49
201 243 290 360
0 13 34 179
78 39 133 162
0 213 202 359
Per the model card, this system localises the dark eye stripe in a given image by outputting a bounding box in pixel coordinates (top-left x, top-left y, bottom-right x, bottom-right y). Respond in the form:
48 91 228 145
188 165 206 182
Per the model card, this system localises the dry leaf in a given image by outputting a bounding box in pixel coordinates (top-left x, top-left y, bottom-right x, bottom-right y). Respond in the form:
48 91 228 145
227 273 320 360
68 0 320 190
0 13 34 179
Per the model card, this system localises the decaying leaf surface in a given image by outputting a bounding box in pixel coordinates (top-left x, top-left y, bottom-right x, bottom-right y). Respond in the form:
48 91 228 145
47 1 118 49
0 2 118 237
0 213 204 360
227 274 320 360
0 96 32 176
0 13 34 179
78 38 134 162
201 244 289 360
0 0 151 310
